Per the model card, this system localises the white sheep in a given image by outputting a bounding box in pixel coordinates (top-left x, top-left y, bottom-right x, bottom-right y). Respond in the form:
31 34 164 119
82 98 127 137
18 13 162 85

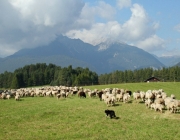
133 92 141 103
145 90 155 101
15 95 20 101
1 93 6 99
174 100 180 112
154 98 165 105
150 103 156 110
60 91 66 98
104 96 116 106
104 97 112 106
140 91 146 101
116 93 123 102
123 93 130 103
166 101 176 113
164 97 175 106
6 94 11 100
170 94 175 99
154 103 164 113
145 99 153 108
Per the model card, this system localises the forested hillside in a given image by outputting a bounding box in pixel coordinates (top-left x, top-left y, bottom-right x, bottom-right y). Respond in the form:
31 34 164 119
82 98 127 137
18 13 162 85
1 63 180 89
98 66 180 84
0 63 98 89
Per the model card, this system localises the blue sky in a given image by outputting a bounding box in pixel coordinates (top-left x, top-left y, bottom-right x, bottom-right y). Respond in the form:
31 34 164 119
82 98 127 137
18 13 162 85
0 0 180 58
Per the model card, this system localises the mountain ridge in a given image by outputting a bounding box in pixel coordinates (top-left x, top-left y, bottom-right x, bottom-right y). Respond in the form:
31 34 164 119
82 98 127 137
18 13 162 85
0 35 165 74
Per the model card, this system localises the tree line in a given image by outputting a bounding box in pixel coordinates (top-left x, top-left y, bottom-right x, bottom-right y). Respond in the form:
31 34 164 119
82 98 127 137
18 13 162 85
0 63 180 89
98 66 180 84
0 63 98 89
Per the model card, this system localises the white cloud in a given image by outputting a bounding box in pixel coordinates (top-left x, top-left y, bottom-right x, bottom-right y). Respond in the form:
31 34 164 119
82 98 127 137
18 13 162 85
0 0 85 57
95 1 116 20
135 35 165 52
121 4 151 41
116 0 131 9
0 0 168 58
66 21 122 45
72 1 116 30
66 3 165 54
9 0 84 29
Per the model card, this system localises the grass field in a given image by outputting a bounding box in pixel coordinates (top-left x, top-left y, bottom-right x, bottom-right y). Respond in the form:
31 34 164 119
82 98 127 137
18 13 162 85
0 82 180 140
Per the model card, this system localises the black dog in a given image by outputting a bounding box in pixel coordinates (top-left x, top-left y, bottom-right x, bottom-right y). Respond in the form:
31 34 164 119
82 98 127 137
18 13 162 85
105 109 116 119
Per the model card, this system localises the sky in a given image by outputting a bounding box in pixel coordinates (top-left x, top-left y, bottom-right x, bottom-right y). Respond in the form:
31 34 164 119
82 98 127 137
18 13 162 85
0 0 180 58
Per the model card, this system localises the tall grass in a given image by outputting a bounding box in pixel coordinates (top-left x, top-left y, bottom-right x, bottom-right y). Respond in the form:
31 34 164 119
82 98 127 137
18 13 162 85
0 82 180 140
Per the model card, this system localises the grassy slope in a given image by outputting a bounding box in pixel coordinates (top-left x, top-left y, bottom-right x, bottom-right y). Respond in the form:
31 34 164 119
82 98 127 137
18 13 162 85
0 82 180 140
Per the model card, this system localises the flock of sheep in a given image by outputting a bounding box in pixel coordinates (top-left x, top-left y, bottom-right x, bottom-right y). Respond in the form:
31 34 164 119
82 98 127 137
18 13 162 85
0 85 180 114
95 87 179 113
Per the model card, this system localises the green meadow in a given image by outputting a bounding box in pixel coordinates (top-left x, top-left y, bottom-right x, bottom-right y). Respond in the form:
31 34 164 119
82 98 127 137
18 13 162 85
0 82 180 140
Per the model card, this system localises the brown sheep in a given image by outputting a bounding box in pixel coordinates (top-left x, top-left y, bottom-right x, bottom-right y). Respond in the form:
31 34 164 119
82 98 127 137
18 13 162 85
78 91 86 98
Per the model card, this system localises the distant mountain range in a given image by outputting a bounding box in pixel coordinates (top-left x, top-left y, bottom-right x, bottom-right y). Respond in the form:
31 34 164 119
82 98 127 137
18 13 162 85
155 55 180 67
0 35 172 74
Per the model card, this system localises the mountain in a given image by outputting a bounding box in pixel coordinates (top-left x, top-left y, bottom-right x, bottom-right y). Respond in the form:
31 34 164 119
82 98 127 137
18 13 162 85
156 55 180 67
176 62 180 66
0 35 165 74
97 42 165 71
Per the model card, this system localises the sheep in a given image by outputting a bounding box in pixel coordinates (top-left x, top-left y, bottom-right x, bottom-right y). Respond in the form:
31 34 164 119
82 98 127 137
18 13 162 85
154 103 164 113
111 96 116 105
164 97 175 106
166 101 176 113
140 91 146 102
120 89 125 94
30 92 35 97
145 90 155 101
133 92 141 102
150 103 156 110
156 94 162 99
71 90 78 96
56 94 61 100
24 91 30 97
51 90 58 97
1 93 6 99
125 90 132 96
123 93 130 103
161 92 167 99
78 91 86 98
102 94 108 101
66 92 70 97
111 88 117 96
88 91 96 98
154 98 165 105
96 91 104 101
174 100 180 112
170 94 175 99
46 91 52 97
35 89 43 97
60 90 66 98
145 98 153 108
104 96 116 106
15 95 20 101
6 94 11 100
116 93 123 102
104 97 111 106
